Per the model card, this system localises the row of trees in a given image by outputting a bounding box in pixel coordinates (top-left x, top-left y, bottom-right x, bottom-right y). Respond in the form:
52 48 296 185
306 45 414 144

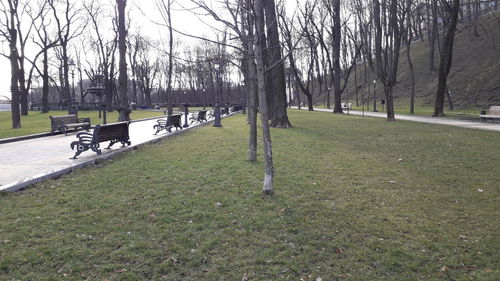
279 0 493 119
0 0 250 127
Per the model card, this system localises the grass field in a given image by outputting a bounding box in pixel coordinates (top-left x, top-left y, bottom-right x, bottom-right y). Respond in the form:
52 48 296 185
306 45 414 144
0 110 165 139
0 110 498 280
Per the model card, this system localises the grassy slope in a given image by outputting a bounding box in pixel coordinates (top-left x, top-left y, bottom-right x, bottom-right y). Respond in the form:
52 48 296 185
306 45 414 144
0 110 164 139
0 111 499 280
320 12 500 111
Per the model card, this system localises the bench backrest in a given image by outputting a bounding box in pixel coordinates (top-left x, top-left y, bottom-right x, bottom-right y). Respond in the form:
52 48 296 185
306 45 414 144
488 106 500 115
167 114 182 126
94 122 129 143
198 110 207 120
50 114 78 124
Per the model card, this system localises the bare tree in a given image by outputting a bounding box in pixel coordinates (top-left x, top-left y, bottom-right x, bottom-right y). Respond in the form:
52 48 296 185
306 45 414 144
0 0 22 128
116 0 129 121
84 0 117 111
28 0 59 113
135 36 160 107
403 0 416 114
156 0 175 115
48 0 86 113
433 0 460 117
373 0 403 121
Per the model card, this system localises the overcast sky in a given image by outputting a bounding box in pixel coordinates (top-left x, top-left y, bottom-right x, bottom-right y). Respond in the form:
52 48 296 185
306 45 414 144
0 0 224 100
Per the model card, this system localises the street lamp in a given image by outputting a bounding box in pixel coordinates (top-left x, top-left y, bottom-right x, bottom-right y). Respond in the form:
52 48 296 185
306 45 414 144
213 59 222 127
202 88 206 110
373 80 378 112
67 60 76 114
327 87 331 109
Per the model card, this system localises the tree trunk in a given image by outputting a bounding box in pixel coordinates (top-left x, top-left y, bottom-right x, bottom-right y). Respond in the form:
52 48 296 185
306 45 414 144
246 53 258 162
62 42 72 112
255 0 274 195
8 2 21 128
373 0 400 121
354 63 359 107
243 2 258 162
265 0 292 128
117 0 130 121
332 0 343 114
10 46 21 128
473 0 479 36
18 64 28 115
406 0 416 114
385 85 395 120
446 87 454 110
427 0 437 72
433 0 460 117
42 49 49 113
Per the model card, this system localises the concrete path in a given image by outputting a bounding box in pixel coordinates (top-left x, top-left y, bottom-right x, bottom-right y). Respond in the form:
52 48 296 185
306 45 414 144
0 114 222 192
301 107 500 132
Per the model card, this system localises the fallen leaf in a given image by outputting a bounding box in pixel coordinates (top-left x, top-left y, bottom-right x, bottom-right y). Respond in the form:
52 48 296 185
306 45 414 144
477 189 484 192
335 248 343 254
337 273 352 277
115 268 127 273
216 202 223 208
440 266 449 272
315 277 323 281
241 273 249 281
463 265 476 271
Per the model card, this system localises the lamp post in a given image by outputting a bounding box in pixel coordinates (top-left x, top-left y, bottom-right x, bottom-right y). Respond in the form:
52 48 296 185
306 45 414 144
327 87 331 109
373 80 378 112
202 88 206 110
183 102 190 128
213 59 222 127
213 97 222 127
67 60 76 114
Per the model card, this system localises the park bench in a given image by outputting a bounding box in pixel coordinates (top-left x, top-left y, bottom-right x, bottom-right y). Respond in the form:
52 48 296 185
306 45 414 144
70 122 131 159
221 107 231 116
49 114 91 135
232 105 244 112
480 106 500 122
153 114 182 135
189 110 208 124
341 102 352 109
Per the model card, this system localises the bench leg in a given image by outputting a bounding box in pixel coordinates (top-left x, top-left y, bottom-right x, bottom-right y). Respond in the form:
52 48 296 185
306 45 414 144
106 141 118 149
90 144 101 155
70 141 89 159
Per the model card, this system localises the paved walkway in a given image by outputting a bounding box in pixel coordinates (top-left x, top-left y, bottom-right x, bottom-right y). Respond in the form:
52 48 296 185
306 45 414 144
301 107 500 132
0 114 219 192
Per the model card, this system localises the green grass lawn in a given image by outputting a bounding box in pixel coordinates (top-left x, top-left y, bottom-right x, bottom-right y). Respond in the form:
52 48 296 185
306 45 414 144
0 110 165 139
0 111 498 280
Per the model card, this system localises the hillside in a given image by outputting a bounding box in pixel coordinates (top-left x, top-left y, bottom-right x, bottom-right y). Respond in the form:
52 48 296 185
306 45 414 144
324 11 500 110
